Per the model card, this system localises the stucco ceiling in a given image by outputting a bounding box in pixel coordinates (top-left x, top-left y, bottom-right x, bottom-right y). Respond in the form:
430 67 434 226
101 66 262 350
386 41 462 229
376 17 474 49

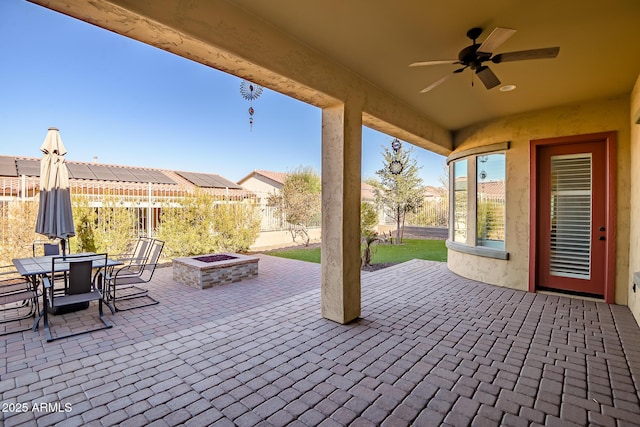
226 0 640 131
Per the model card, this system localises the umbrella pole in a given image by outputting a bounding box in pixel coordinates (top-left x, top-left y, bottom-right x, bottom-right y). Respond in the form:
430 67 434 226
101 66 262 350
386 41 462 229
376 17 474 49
61 239 66 258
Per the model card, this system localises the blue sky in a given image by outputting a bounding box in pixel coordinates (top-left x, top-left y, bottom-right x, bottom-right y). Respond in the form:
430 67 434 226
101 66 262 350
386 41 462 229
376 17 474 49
0 0 446 186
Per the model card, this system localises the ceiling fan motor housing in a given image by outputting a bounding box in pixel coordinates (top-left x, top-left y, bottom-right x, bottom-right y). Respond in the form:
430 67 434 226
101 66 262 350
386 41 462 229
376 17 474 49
458 44 490 71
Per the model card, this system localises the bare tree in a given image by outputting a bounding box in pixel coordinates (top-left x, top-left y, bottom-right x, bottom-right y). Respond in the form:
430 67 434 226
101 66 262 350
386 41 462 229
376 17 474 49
439 161 450 197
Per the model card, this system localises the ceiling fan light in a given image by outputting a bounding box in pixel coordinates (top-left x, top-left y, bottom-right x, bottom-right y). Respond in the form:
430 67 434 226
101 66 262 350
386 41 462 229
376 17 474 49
499 84 516 92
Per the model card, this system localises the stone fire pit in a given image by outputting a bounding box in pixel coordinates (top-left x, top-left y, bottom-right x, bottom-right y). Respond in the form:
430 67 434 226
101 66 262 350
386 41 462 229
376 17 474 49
172 252 259 289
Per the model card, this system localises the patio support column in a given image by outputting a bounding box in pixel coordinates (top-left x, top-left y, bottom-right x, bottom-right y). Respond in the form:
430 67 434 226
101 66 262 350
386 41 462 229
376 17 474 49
321 101 362 324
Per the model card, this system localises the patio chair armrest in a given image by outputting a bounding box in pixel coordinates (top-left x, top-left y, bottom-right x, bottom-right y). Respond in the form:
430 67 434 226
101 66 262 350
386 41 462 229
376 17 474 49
0 265 22 280
115 256 147 265
0 278 32 296
109 265 144 280
104 266 133 281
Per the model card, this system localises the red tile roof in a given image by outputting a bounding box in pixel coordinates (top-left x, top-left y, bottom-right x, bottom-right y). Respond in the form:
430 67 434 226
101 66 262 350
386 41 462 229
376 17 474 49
477 180 505 200
254 170 289 185
237 170 289 187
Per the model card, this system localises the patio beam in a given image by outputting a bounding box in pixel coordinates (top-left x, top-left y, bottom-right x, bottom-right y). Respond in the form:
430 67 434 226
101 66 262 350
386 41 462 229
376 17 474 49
321 102 362 324
29 0 452 154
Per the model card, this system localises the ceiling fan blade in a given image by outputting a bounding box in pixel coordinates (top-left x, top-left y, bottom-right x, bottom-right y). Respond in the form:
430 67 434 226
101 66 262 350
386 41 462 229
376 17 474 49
419 74 453 93
476 66 501 89
478 27 516 54
492 47 560 63
409 59 459 67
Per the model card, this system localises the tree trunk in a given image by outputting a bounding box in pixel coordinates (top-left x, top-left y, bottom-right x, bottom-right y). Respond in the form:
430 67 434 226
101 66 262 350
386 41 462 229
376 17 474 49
301 227 310 246
395 206 402 244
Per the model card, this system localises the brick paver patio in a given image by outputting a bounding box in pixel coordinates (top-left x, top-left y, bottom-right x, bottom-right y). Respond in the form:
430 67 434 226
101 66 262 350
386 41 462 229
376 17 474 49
1 255 640 426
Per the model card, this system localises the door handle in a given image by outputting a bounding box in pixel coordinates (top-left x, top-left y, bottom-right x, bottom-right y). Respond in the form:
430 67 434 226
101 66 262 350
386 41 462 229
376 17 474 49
599 236 606 241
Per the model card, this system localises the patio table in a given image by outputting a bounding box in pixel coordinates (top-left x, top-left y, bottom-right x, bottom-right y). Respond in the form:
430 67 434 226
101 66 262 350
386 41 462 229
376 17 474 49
12 253 122 331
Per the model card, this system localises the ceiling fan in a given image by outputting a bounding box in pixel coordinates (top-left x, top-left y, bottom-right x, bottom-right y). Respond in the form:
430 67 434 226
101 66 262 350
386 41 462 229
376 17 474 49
410 27 560 93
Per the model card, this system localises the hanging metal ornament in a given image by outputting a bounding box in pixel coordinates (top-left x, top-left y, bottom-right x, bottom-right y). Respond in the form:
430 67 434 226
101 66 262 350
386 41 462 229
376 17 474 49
240 80 264 130
389 160 404 175
389 139 404 175
391 138 402 152
478 155 488 180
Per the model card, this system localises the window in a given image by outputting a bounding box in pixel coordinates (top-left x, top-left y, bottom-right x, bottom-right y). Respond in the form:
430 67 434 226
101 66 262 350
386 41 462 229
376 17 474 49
476 153 505 249
447 142 509 259
453 159 467 243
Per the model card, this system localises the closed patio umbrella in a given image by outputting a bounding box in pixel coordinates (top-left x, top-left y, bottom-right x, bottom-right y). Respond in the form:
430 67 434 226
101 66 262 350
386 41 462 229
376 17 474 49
35 127 75 256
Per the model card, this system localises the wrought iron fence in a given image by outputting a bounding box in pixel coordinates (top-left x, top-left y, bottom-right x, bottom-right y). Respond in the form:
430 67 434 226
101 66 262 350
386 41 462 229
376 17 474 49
0 175 315 264
0 176 266 264
401 198 449 228
258 203 321 232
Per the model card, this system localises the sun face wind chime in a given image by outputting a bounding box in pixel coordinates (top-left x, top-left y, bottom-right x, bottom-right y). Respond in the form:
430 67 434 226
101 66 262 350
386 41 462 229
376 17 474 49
240 80 263 130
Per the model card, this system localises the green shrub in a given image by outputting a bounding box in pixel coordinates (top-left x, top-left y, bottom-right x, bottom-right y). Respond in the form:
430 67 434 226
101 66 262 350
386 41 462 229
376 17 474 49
212 202 261 252
71 195 97 253
0 200 39 264
360 201 378 237
158 190 261 257
158 191 218 257
71 193 136 255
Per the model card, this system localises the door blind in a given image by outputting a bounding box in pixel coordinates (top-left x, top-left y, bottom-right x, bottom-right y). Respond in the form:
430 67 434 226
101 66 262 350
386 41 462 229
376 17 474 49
549 154 592 279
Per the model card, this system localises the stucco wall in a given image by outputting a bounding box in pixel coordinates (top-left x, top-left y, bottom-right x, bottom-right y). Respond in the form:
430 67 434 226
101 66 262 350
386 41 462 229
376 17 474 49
239 176 280 200
628 75 640 323
448 95 631 305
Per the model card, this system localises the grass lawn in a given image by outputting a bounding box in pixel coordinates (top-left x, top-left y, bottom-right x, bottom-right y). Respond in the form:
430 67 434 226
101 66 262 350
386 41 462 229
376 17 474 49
267 239 447 265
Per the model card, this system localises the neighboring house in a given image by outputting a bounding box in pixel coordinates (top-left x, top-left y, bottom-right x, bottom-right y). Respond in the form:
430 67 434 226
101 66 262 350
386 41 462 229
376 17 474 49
239 170 383 228
237 170 289 231
360 182 376 204
476 180 505 202
0 154 251 238
237 170 288 205
423 185 447 202
238 169 378 204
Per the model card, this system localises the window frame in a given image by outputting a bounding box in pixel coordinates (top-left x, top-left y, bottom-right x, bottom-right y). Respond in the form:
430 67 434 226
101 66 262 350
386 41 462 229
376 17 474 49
446 142 510 260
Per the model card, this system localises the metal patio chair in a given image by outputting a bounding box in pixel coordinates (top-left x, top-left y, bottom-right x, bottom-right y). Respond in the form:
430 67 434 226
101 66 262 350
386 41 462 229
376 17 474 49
33 240 71 295
106 239 164 311
42 253 113 342
113 236 154 275
32 240 62 257
0 265 38 336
